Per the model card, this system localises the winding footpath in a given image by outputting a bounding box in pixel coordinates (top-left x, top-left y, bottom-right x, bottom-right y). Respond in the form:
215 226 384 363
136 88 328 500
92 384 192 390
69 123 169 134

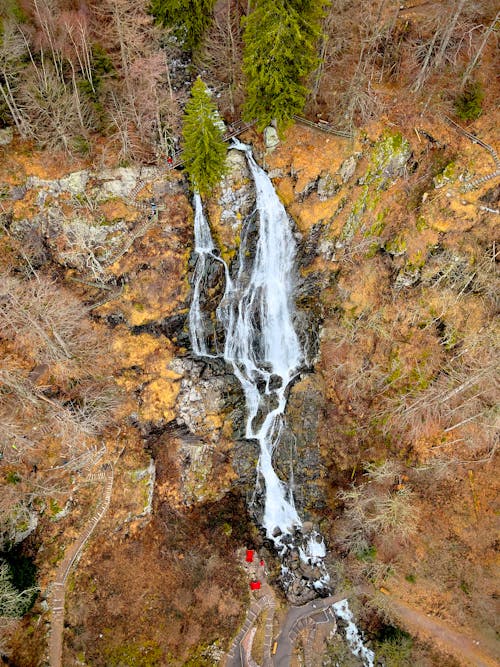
273 591 354 667
225 589 354 667
226 593 276 667
226 582 500 667
48 464 114 667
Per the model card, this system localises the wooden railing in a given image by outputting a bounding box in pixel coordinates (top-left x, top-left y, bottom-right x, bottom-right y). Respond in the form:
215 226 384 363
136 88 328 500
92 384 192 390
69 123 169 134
293 115 354 138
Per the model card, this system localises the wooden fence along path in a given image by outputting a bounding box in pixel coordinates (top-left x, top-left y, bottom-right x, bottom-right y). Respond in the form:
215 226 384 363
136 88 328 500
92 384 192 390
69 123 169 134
167 116 352 170
167 120 256 169
293 115 354 138
225 595 275 666
48 464 114 667
443 115 500 190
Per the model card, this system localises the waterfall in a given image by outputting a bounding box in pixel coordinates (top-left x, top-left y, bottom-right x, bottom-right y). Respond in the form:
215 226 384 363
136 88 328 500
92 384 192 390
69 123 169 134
189 143 329 591
221 140 304 548
189 192 232 357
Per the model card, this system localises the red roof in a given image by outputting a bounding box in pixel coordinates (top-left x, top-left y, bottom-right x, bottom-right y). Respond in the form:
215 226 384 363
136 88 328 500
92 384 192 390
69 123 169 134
250 580 261 590
245 549 254 563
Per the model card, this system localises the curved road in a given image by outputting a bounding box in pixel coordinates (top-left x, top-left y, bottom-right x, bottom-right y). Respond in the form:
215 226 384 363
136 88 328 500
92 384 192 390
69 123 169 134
226 582 500 667
273 590 355 666
226 588 356 667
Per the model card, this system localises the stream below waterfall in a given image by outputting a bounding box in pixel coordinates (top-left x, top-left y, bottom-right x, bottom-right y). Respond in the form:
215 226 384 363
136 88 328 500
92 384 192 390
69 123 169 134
189 141 329 597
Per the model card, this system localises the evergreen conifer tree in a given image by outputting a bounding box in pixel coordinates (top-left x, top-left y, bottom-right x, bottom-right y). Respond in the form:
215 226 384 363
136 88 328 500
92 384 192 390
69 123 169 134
242 0 325 131
149 0 216 51
182 78 227 196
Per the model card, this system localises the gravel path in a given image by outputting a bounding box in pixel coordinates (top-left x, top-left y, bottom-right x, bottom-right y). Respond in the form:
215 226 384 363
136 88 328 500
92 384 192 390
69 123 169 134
48 464 114 667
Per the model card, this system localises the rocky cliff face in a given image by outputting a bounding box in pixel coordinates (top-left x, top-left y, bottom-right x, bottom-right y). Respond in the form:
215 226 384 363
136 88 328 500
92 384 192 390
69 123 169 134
1 113 497 663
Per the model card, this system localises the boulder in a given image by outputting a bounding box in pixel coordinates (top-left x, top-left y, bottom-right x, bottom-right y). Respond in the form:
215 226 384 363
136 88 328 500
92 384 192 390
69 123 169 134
338 154 360 183
59 170 89 195
0 127 14 146
317 171 340 200
264 126 280 150
98 167 139 199
226 149 249 183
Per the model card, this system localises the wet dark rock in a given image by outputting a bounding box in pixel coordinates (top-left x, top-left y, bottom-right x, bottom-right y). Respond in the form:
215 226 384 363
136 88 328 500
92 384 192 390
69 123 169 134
269 374 282 391
232 438 260 486
298 177 319 202
255 375 267 394
275 379 327 519
479 183 500 206
131 312 187 342
298 222 324 267
107 313 125 328
160 313 187 339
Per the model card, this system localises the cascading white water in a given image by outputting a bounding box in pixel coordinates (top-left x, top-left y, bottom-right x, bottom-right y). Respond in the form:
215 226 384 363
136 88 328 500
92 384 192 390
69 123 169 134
189 192 232 357
221 140 303 547
189 143 327 575
188 193 216 356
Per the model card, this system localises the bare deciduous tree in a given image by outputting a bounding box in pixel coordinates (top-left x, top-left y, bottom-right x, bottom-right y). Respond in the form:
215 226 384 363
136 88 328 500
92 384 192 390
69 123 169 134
197 0 244 117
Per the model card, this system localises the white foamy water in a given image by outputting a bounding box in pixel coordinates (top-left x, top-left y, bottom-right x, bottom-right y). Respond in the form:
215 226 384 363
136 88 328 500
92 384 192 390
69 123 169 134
189 193 232 357
222 140 303 545
189 144 330 562
332 599 375 667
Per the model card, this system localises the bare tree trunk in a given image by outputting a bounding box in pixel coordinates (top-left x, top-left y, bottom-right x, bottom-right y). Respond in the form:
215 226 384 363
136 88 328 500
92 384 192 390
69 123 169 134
434 0 466 69
462 10 500 87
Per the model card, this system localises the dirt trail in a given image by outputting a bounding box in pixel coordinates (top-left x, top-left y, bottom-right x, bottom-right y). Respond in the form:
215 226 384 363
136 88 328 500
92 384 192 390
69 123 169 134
386 595 499 667
48 465 114 667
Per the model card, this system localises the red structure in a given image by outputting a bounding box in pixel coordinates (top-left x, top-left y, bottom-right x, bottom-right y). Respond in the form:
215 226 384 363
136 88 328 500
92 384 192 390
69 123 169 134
245 549 254 563
250 580 261 590
259 559 265 566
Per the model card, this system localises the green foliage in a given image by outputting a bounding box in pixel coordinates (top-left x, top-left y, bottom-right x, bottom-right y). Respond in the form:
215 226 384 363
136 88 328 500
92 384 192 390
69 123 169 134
0 557 37 617
0 0 27 22
454 81 484 121
356 545 377 562
2 547 37 595
71 134 92 157
149 0 216 51
91 43 115 80
104 639 163 666
242 0 326 131
182 78 227 196
375 625 413 666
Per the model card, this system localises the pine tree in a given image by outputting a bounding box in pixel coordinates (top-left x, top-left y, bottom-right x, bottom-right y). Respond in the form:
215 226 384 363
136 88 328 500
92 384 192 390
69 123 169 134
182 78 227 196
242 0 325 131
149 0 216 51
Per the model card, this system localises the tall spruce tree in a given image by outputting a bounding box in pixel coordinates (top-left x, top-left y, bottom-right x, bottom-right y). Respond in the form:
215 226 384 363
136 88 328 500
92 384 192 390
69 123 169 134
182 78 227 196
242 0 325 131
149 0 216 51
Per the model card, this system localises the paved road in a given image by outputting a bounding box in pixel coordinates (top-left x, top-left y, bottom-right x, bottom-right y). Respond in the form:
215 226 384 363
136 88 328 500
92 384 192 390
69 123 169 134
227 578 500 667
273 590 356 667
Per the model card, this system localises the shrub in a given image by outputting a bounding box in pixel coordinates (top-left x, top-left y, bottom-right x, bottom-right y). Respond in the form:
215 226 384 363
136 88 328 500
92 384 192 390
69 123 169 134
454 81 484 121
0 560 37 617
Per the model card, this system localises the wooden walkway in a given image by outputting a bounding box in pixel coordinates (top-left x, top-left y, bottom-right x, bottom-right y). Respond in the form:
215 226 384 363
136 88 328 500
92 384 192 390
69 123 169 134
225 594 275 667
166 116 352 170
443 115 500 190
48 464 114 667
293 115 354 139
167 120 256 169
